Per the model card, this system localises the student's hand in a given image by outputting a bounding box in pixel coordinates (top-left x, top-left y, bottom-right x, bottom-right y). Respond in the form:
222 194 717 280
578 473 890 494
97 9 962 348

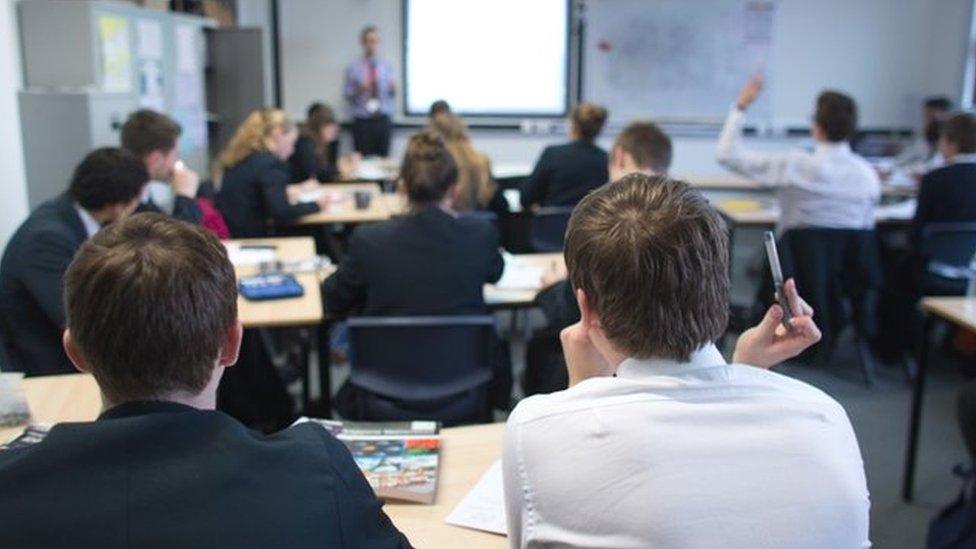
561 321 615 386
338 153 362 180
170 161 200 198
540 261 567 289
732 278 821 368
736 74 764 111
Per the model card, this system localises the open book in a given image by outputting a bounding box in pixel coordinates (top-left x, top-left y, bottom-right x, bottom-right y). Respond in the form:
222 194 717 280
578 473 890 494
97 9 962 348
296 417 441 504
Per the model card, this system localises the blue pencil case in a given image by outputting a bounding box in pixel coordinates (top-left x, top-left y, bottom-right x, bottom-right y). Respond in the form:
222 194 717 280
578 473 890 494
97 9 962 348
238 273 305 301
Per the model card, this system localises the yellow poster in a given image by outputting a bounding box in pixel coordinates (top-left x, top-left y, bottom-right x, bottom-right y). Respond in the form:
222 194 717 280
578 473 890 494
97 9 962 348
98 15 132 93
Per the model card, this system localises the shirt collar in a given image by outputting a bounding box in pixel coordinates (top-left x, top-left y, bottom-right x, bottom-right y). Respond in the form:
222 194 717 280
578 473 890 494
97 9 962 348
952 153 976 164
615 343 727 379
814 141 852 156
73 203 101 238
98 400 200 421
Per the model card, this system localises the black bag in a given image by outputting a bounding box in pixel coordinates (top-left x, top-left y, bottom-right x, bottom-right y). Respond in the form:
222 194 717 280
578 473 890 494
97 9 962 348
928 463 976 549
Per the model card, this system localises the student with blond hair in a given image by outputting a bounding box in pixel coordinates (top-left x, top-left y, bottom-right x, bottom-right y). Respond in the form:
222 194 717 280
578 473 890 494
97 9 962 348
215 108 330 238
521 102 609 208
429 113 501 212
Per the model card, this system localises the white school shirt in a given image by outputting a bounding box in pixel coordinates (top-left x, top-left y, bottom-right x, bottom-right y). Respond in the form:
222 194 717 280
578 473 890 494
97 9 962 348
73 204 101 238
716 107 881 234
503 344 871 549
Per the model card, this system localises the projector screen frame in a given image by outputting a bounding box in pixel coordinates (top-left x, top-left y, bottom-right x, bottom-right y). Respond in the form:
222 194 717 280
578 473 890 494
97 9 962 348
400 0 573 119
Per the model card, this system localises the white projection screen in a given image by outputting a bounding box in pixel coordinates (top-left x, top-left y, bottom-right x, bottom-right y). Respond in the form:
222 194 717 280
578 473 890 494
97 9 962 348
403 0 570 117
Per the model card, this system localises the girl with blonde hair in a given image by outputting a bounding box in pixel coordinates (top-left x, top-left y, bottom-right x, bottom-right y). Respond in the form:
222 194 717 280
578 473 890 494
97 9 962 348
429 113 500 212
215 108 329 238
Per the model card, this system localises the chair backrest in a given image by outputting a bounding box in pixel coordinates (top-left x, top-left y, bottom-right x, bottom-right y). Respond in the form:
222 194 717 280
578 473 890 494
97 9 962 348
920 223 976 277
346 316 495 401
778 228 882 346
529 206 575 252
460 210 499 232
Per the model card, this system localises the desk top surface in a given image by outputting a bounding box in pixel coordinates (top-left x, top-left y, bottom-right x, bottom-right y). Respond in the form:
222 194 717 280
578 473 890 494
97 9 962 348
0 374 508 548
229 237 324 327
294 183 393 225
922 297 976 332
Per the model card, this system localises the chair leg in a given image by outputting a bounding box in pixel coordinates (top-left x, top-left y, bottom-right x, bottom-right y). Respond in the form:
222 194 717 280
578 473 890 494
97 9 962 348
856 335 877 387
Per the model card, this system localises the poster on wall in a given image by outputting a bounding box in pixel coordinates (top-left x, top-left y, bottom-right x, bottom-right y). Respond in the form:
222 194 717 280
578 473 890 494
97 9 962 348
136 19 166 111
98 15 132 93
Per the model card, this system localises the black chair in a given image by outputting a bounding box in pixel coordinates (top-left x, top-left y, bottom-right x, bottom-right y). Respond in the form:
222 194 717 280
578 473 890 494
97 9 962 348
777 228 883 385
919 222 976 296
343 316 496 425
529 206 574 252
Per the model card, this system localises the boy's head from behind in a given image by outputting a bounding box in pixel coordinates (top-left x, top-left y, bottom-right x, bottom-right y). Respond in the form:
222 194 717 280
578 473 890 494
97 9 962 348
813 91 858 143
63 213 240 406
565 174 729 362
610 121 673 180
939 112 976 160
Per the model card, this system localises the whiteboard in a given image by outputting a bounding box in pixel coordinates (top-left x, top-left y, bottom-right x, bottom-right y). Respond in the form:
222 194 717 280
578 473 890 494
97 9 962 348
403 0 569 116
583 0 776 124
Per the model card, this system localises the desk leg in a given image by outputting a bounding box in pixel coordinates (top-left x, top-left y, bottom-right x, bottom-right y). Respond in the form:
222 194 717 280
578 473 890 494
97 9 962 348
902 313 934 501
302 323 332 418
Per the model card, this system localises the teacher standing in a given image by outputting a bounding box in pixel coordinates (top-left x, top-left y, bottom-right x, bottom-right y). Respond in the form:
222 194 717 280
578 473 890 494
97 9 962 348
343 25 396 157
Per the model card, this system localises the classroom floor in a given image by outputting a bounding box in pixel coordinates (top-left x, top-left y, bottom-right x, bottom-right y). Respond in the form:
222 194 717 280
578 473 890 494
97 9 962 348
322 226 970 547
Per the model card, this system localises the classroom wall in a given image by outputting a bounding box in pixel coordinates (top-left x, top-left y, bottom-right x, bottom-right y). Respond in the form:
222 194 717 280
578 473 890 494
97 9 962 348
235 0 275 105
0 0 29 249
280 0 974 129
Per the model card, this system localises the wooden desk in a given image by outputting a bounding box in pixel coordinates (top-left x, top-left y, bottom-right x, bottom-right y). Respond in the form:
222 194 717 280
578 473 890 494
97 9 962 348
0 374 508 548
230 237 324 328
902 297 976 501
294 183 392 225
484 253 564 308
715 197 916 228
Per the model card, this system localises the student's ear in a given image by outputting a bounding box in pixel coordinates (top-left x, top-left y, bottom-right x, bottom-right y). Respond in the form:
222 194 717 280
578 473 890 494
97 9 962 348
575 288 600 331
218 321 243 368
62 330 90 374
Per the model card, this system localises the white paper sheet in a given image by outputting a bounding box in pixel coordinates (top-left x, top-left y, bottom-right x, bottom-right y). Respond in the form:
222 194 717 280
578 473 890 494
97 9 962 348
494 262 545 291
224 243 277 266
136 19 163 59
445 460 507 536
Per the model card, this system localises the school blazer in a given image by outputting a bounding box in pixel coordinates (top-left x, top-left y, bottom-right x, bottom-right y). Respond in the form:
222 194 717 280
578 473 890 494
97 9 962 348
0 400 412 548
323 207 504 317
521 141 609 208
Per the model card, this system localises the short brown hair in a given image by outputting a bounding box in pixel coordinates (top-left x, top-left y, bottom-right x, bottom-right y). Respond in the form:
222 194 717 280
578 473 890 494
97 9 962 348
941 112 976 153
815 91 857 142
120 109 182 157
571 102 608 141
399 129 458 206
565 174 729 361
64 213 238 403
614 121 673 174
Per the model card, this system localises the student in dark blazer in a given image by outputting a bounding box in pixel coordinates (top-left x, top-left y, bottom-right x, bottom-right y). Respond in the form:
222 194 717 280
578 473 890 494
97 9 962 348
290 102 359 183
911 112 976 245
323 130 508 412
215 108 330 238
0 148 147 376
520 102 609 208
121 109 203 224
0 214 410 548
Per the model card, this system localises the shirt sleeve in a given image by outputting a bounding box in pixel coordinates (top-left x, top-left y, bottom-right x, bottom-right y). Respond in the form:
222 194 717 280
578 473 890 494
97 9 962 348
716 108 793 187
322 231 369 317
503 417 526 548
258 167 319 222
344 62 361 101
170 196 204 225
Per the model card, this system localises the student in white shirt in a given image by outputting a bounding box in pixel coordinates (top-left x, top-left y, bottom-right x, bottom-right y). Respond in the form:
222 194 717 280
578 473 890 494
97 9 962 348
503 175 870 548
717 75 881 234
